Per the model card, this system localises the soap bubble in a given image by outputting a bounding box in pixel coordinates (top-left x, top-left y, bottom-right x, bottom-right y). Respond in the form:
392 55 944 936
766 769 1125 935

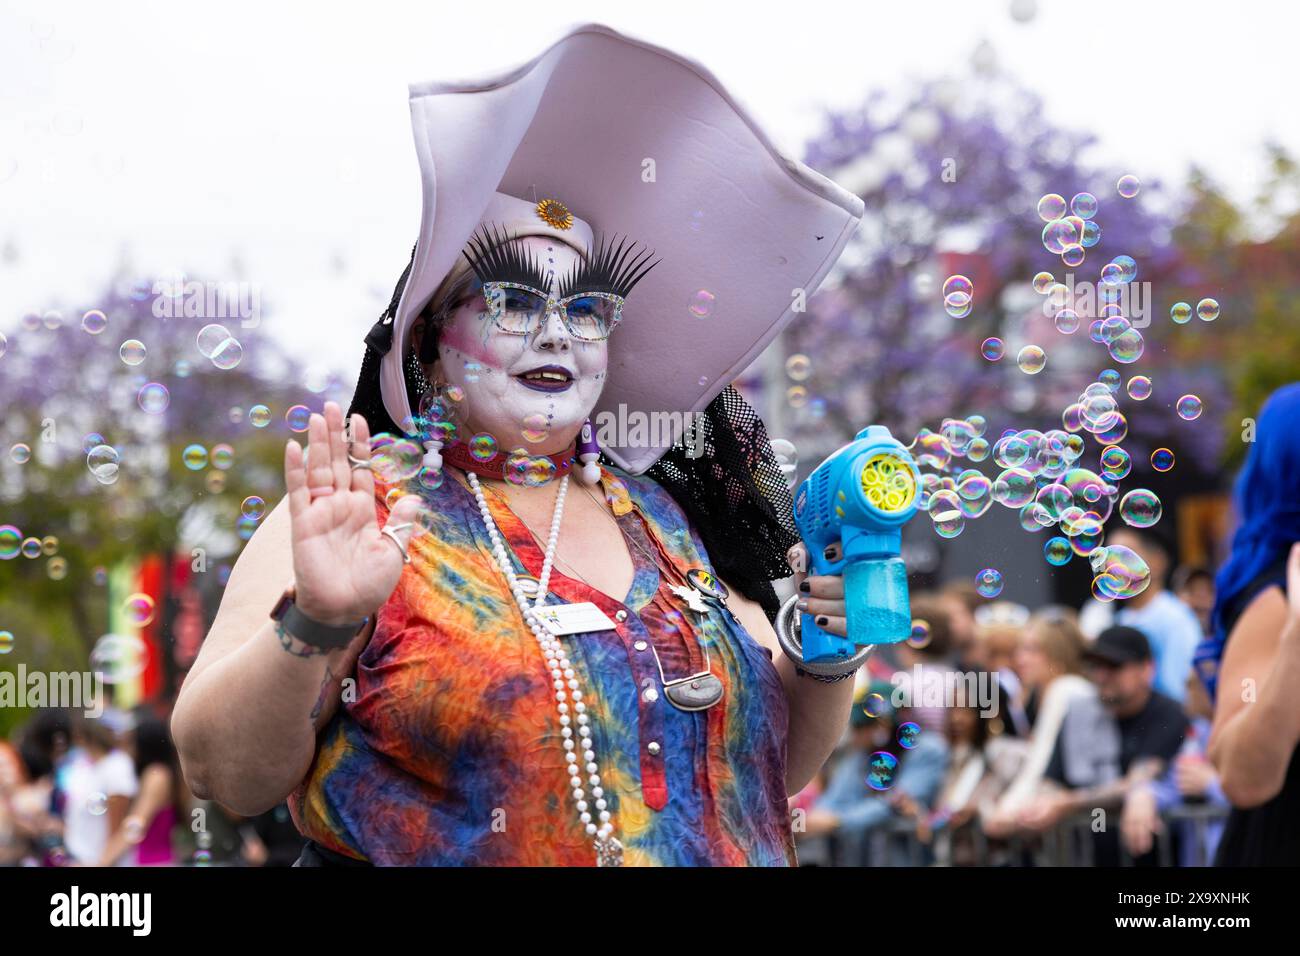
1177 395 1203 420
1094 412 1129 446
119 339 147 366
1108 328 1145 364
910 431 954 471
182 444 208 470
0 631 12 653
1197 298 1220 322
1035 483 1073 521
241 495 267 521
975 568 1004 598
123 593 156 627
286 405 311 432
1037 194 1067 221
137 382 170 414
525 456 557 487
1019 502 1052 532
861 693 888 719
1061 244 1085 267
249 405 271 428
87 444 121 484
957 473 993 518
81 309 108 334
866 752 899 791
929 490 965 538
1151 447 1176 472
1100 445 1131 480
1042 219 1079 254
1099 315 1131 342
1044 536 1073 566
1017 345 1046 374
897 722 921 750
1170 302 1192 324
1111 255 1138 284
785 354 812 381
1127 375 1152 400
1054 309 1080 334
1081 220 1102 247
1033 271 1055 294
371 437 426 483
0 526 20 560
89 633 149 683
469 433 498 462
1090 544 1151 600
196 323 231 357
993 467 1036 507
1070 192 1098 219
1116 174 1141 199
10 443 30 464
521 413 550 443
1099 369 1121 392
941 274 972 297
210 337 243 370
1120 489 1162 528
689 290 715 318
981 337 1005 361
1100 262 1124 285
908 620 932 649
944 291 973 318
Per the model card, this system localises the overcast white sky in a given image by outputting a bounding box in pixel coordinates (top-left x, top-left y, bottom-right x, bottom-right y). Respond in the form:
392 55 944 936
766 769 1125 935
3 0 1298 373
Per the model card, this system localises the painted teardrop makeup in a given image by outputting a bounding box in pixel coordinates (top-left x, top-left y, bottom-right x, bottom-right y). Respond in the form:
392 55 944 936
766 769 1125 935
433 236 608 458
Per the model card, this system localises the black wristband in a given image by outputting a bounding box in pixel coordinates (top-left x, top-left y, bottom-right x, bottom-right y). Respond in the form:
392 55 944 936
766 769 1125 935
270 589 369 650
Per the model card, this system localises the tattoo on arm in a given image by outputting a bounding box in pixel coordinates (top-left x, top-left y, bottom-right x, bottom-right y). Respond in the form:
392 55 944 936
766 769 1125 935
274 620 326 658
310 665 335 722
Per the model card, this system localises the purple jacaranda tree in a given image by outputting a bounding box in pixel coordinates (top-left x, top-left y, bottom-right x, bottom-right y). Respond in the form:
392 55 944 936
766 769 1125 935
783 62 1228 481
0 267 354 714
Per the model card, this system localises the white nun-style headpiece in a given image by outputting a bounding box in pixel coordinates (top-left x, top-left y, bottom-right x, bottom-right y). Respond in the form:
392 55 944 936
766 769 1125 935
379 21 864 475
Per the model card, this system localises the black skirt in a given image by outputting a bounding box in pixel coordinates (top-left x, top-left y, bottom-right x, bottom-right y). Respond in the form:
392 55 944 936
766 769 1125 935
1215 746 1300 865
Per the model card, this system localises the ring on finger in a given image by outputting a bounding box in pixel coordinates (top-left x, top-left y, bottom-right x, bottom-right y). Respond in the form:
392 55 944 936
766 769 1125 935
381 526 411 564
349 455 372 471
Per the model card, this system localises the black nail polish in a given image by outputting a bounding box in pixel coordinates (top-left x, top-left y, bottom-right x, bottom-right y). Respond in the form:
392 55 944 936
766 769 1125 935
798 580 810 594
816 615 829 626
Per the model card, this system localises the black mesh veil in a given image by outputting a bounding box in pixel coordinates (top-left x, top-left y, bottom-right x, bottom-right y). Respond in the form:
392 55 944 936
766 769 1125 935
348 246 799 620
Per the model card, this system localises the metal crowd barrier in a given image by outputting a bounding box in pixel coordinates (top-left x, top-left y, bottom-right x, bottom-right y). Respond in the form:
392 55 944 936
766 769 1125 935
812 803 1230 867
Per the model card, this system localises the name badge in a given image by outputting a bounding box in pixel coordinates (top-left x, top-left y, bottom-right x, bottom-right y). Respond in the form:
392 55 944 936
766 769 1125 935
533 602 620 636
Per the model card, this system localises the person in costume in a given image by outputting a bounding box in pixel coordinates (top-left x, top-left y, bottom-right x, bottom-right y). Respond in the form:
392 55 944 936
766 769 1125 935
1197 382 1300 865
172 23 866 866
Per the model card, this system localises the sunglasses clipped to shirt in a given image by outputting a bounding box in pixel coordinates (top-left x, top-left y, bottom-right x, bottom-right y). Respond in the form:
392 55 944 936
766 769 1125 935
460 222 660 344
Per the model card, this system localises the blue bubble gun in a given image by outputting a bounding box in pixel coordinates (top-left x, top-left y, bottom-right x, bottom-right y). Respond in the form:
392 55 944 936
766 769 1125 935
792 425 921 663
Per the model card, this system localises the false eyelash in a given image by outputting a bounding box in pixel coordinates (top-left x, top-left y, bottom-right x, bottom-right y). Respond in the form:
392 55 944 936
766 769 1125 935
556 233 660 301
461 222 553 292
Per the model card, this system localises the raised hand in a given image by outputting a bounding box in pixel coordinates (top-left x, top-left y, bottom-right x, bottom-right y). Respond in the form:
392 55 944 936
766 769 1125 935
283 402 421 626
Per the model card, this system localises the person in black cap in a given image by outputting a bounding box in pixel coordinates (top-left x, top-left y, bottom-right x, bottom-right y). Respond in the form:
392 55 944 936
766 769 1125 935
1012 626 1188 864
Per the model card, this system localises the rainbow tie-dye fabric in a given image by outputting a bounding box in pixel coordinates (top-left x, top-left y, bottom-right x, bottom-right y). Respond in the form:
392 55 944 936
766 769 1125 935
289 465 796 866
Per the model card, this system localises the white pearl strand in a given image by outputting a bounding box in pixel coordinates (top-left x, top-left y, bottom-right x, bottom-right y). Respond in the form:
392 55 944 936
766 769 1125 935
465 471 619 861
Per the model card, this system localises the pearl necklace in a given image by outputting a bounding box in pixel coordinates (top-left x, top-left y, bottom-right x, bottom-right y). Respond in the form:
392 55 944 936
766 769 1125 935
465 470 624 867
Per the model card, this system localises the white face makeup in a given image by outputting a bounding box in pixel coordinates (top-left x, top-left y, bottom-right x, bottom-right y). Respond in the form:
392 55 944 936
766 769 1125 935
431 236 608 457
